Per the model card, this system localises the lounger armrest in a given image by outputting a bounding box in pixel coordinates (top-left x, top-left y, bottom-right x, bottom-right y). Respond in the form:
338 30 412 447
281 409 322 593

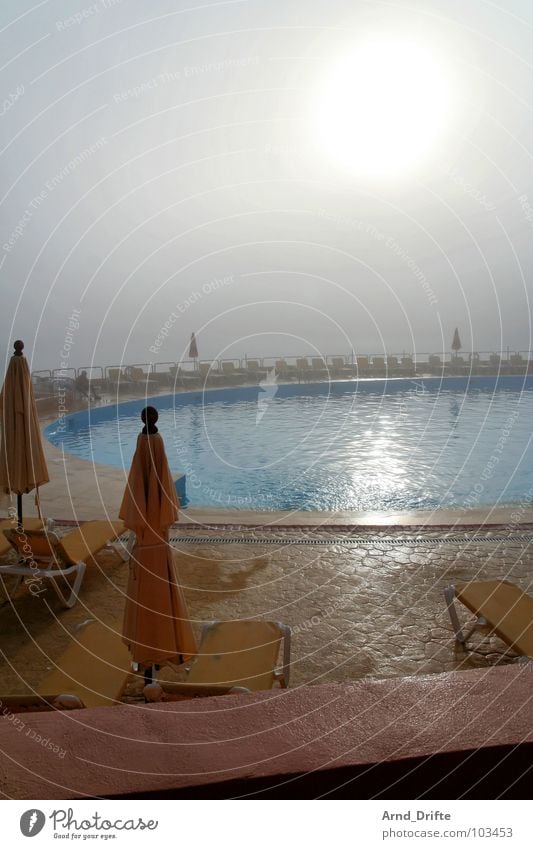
108 534 132 562
444 585 466 643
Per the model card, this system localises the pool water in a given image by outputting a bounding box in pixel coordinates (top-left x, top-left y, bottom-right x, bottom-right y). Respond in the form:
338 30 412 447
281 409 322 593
45 378 533 511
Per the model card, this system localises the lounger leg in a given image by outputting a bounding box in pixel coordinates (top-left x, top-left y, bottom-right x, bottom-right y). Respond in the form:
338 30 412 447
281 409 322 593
108 540 130 562
143 665 160 698
49 562 86 608
444 586 466 644
462 616 488 643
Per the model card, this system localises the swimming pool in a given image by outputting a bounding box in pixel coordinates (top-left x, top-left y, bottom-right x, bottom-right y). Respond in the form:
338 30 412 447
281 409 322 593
45 376 533 511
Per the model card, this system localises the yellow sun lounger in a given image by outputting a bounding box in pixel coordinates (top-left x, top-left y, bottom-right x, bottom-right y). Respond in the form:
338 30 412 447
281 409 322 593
37 620 131 708
445 580 533 656
0 517 51 559
0 620 132 712
1 519 128 608
144 619 291 701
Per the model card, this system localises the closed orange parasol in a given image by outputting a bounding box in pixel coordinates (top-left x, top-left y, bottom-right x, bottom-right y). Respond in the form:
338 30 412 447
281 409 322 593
188 332 198 361
0 340 49 525
120 406 196 678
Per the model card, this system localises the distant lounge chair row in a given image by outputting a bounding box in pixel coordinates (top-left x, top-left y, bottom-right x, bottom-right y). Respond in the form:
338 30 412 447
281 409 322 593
36 354 533 398
158 357 422 385
108 358 399 388
97 354 533 394
106 367 159 392
257 356 418 380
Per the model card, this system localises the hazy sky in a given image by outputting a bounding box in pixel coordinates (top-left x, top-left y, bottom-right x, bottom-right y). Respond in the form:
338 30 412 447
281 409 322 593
1 0 533 373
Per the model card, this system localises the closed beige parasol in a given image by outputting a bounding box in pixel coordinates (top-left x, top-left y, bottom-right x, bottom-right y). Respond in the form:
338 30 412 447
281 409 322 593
0 340 49 524
120 406 197 673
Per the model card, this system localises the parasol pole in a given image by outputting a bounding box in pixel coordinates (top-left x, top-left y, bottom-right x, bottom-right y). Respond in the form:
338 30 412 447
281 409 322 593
13 341 24 527
141 404 160 694
35 487 44 522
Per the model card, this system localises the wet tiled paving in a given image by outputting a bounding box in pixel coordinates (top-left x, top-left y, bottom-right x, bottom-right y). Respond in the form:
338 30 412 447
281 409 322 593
167 525 533 685
2 523 531 698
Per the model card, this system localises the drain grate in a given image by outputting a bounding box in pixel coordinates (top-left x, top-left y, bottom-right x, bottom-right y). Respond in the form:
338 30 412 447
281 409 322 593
163 533 533 547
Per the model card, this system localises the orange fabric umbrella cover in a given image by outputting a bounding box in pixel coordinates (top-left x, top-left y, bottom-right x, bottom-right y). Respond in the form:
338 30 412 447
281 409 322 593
0 341 49 524
119 426 197 666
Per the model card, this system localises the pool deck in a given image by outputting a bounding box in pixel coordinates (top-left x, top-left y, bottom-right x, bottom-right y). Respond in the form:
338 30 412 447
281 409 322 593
1 391 533 798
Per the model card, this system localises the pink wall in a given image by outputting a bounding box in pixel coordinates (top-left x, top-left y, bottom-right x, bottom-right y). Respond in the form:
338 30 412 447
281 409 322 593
1 665 532 799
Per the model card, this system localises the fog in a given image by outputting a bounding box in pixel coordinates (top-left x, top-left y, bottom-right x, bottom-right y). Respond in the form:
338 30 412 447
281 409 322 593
1 0 533 372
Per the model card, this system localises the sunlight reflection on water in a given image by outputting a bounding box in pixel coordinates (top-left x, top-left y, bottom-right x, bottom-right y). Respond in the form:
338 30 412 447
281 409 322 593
47 387 532 511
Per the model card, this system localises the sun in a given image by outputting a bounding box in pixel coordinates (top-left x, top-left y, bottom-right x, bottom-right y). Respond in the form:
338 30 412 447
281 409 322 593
313 37 453 179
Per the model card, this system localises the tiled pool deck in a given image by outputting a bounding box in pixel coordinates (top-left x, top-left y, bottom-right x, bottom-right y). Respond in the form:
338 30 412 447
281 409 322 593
1 392 532 698
2 517 532 699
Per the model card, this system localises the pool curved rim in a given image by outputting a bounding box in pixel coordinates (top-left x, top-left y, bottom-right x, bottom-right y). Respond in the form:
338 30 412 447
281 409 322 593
44 372 533 435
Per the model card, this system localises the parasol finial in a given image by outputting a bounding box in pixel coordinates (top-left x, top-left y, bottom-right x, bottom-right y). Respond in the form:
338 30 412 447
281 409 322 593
13 340 24 356
141 405 159 434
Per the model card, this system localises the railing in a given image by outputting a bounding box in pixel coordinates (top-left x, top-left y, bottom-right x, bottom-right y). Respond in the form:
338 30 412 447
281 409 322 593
126 363 154 375
152 362 176 374
32 351 533 387
52 366 76 380
77 366 104 380
176 359 198 373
